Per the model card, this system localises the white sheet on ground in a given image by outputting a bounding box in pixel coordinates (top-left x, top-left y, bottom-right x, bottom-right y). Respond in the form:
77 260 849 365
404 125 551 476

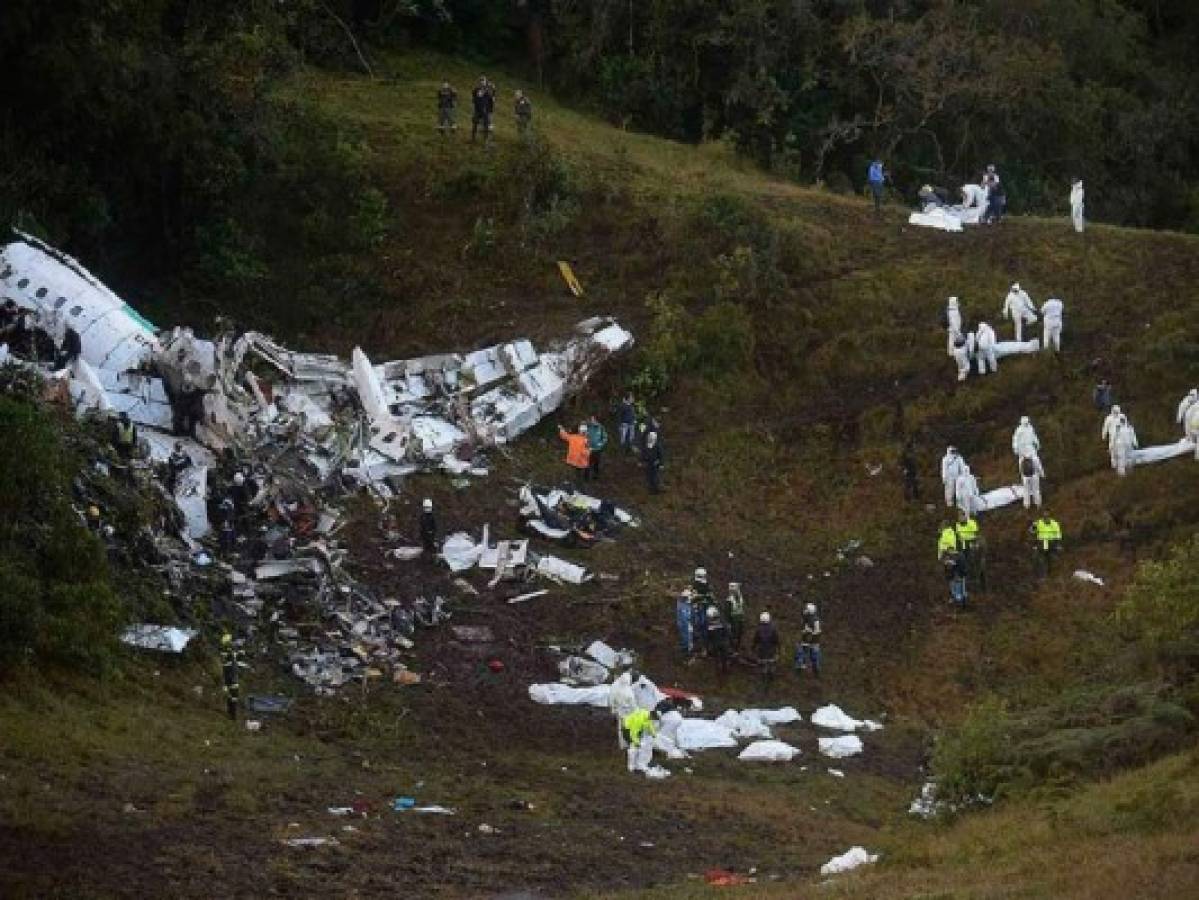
820 846 879 875
528 683 612 707
909 209 963 232
811 705 883 732
819 735 865 758
676 719 738 751
750 706 802 725
441 532 482 573
993 339 1041 358
1134 438 1195 465
738 740 801 762
716 710 774 740
1073 570 1105 586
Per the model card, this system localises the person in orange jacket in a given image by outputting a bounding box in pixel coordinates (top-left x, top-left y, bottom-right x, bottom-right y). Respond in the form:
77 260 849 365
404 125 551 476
559 422 591 479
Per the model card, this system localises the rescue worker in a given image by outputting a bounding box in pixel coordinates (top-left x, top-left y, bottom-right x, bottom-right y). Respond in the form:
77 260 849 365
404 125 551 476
1018 450 1044 509
954 509 982 590
514 90 533 137
618 393 636 449
1012 416 1040 459
941 446 966 508
944 296 963 355
112 411 138 461
751 611 780 691
900 439 920 501
1093 380 1114 414
419 498 438 555
641 431 664 493
961 182 987 211
983 178 1007 224
166 441 192 494
622 706 658 775
723 582 746 649
982 163 1000 193
470 76 494 144
1176 389 1198 430
1070 179 1085 233
436 80 457 133
1002 283 1037 342
217 495 236 555
951 329 973 382
1041 297 1064 352
558 422 591 482
85 505 103 533
1101 404 1123 447
1030 511 1063 576
975 321 998 374
219 632 242 721
586 414 608 480
867 158 887 213
0 299 18 341
653 698 685 757
937 522 967 607
55 325 82 370
1111 414 1138 477
704 604 731 675
690 569 712 653
795 603 822 677
609 670 637 748
675 588 695 656
955 463 980 517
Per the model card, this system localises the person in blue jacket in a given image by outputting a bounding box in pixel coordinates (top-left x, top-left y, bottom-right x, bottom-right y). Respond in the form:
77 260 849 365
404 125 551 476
867 158 888 213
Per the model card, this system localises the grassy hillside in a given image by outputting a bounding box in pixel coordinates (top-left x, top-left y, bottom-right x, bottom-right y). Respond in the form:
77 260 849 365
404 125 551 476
3 48 1199 897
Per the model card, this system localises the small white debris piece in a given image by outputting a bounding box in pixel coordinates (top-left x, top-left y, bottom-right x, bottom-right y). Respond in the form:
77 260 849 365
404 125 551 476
811 704 883 733
827 768 845 778
820 846 879 875
738 740 801 762
282 837 339 848
120 625 198 654
327 807 354 816
818 735 864 759
644 765 671 779
1073 570 1105 587
585 640 634 670
909 781 941 818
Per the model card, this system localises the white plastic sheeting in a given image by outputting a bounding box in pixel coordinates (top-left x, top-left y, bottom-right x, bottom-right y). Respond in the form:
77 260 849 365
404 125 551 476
909 209 964 232
993 339 1041 359
818 735 865 758
585 640 634 670
974 484 1026 513
738 740 801 762
676 719 739 751
811 705 883 733
1133 438 1195 465
820 846 879 875
528 683 611 707
716 710 774 740
121 624 198 653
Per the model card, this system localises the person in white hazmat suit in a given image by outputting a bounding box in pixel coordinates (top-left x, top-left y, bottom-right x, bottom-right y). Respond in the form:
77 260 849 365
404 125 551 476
951 330 974 381
609 670 637 749
955 464 981 516
945 296 963 355
1102 404 1123 447
1111 414 1139 476
1176 389 1198 430
1018 450 1045 509
1041 297 1064 352
652 699 687 759
1002 283 1038 341
961 183 987 211
1012 416 1040 459
1070 179 1085 233
975 322 998 375
941 446 966 507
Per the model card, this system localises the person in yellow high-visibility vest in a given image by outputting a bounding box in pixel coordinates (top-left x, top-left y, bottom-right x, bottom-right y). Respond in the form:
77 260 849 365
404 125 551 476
622 707 659 775
1030 511 1063 576
937 522 967 607
955 510 986 591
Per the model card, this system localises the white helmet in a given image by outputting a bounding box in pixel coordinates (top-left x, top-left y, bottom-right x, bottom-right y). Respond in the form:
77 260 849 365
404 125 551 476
948 296 959 307
759 612 771 624
804 602 817 615
1020 415 1030 426
1111 404 1121 415
233 472 245 486
422 498 433 511
1012 282 1020 290
694 567 707 583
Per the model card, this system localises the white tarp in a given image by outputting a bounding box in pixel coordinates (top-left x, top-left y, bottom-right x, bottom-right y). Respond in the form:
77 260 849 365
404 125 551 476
820 846 879 876
750 706 802 725
121 624 198 653
528 683 611 707
908 209 964 232
536 554 591 584
993 339 1041 358
975 484 1025 512
1133 438 1195 465
441 532 483 573
715 710 774 740
811 705 883 732
675 719 738 751
738 740 801 762
818 735 865 758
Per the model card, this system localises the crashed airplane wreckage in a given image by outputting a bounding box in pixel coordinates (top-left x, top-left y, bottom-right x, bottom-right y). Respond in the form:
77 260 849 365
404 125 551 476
0 231 633 536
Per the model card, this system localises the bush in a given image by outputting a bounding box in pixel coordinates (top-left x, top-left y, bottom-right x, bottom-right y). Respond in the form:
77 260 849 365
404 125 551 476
1117 535 1199 683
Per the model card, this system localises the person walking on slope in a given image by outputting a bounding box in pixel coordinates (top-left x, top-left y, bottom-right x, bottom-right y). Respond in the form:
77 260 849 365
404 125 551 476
514 90 533 137
955 463 981 517
1070 179 1085 233
1030 511 1063 576
1041 297 1064 352
641 431 664 493
723 582 746 650
867 158 888 213
219 632 242 721
436 80 458 134
1111 414 1139 476
618 393 637 450
1102 404 1123 447
419 498 438 555
951 330 974 382
752 612 780 691
1012 416 1041 459
622 707 659 775
937 522 968 608
955 509 985 591
704 604 731 675
943 296 964 355
1018 450 1045 509
558 422 591 483
675 589 695 656
975 322 998 375
1176 389 1198 431
1093 379 1114 414
585 415 608 480
794 603 822 677
941 446 966 508
690 568 712 652
470 76 494 144
1002 283 1037 342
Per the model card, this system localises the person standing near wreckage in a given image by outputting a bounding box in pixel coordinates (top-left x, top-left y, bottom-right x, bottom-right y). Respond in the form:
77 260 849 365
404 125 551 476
558 422 591 483
641 431 663 493
219 632 242 721
585 415 608 480
419 498 439 555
